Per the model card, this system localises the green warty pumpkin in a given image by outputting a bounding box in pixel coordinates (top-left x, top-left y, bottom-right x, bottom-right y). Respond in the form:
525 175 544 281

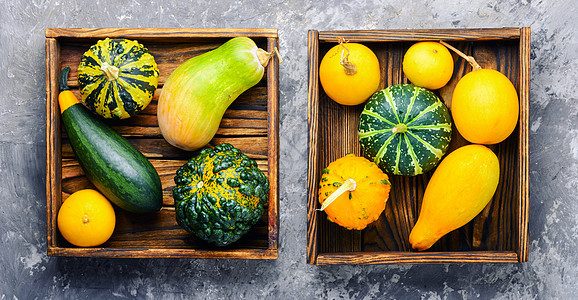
77 38 159 119
173 143 269 246
358 84 452 176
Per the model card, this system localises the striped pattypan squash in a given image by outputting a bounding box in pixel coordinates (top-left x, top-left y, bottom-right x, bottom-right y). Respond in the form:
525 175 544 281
318 154 391 230
173 143 269 246
77 38 159 119
358 84 452 176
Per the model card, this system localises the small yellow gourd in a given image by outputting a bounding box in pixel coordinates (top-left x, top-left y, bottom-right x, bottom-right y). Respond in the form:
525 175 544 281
409 145 500 251
318 154 391 230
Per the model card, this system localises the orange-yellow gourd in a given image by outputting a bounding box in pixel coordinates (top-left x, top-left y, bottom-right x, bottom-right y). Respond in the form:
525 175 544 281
409 145 500 251
319 42 380 106
451 69 519 144
439 40 519 144
318 154 391 230
57 189 116 247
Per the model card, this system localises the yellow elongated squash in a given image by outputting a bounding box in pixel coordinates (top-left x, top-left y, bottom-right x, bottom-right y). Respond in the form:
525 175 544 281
409 144 500 251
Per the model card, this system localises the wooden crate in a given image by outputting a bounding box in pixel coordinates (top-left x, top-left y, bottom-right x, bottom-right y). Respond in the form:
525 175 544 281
307 28 530 265
45 28 279 259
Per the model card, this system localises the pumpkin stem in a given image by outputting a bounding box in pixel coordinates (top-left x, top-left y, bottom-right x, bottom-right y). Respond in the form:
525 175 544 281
392 123 408 134
257 47 283 68
59 66 71 91
439 40 482 71
338 37 357 75
101 62 120 81
318 178 356 211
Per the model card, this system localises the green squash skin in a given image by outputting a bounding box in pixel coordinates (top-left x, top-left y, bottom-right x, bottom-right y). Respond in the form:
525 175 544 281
173 143 269 247
358 84 452 176
157 37 266 151
78 38 159 119
62 103 163 213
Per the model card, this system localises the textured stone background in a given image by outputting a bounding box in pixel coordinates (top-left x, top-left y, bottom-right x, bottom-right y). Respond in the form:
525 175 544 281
1 0 577 299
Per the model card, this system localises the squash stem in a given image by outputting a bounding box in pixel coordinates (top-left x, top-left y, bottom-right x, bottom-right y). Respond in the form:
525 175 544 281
318 178 356 211
392 123 408 134
257 47 283 68
338 38 357 75
100 62 120 81
439 40 482 70
59 66 71 91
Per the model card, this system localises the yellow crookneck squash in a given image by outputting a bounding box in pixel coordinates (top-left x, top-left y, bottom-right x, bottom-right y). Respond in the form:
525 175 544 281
409 144 500 251
318 154 391 230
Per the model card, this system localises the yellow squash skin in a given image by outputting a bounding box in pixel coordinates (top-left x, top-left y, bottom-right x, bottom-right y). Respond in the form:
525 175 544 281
451 69 519 144
409 144 500 251
319 43 380 106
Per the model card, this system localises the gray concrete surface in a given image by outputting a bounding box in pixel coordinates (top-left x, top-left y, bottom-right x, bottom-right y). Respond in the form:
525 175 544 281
1 0 577 299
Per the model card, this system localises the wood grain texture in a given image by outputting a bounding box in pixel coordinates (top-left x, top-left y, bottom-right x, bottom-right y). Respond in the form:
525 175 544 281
316 251 519 265
307 28 530 265
45 28 279 259
46 247 278 259
306 30 320 265
318 28 521 43
45 28 278 39
266 37 280 252
45 38 61 252
518 27 531 263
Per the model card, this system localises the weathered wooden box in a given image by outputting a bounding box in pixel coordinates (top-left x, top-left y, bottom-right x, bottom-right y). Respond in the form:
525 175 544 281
307 28 530 264
46 28 279 259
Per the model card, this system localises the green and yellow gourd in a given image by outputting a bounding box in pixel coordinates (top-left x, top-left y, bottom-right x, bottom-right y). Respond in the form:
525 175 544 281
173 143 269 246
157 37 275 151
358 84 452 176
77 38 159 119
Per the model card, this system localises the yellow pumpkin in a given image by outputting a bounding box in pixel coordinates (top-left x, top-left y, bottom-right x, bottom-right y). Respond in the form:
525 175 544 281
318 154 391 230
319 42 380 106
409 145 500 251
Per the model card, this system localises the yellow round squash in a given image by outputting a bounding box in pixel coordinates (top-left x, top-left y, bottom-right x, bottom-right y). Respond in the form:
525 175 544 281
451 68 519 144
319 42 380 106
402 42 454 90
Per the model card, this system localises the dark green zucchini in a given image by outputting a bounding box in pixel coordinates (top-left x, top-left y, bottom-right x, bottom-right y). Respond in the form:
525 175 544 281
59 66 162 213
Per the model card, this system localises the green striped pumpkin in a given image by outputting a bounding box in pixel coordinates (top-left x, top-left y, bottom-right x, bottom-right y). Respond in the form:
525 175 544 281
77 38 159 119
358 84 452 176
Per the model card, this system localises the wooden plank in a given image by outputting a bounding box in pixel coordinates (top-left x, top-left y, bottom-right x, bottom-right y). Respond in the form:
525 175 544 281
518 27 531 263
58 88 269 139
266 37 280 251
61 158 270 206
61 136 269 160
46 28 278 39
47 247 278 259
318 28 521 43
45 38 61 250
306 29 320 264
315 251 519 265
47 208 273 259
59 41 270 88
